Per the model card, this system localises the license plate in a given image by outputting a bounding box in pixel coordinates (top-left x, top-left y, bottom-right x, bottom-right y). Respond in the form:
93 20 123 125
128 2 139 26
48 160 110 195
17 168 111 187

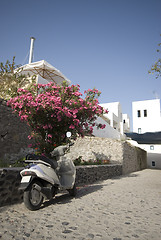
21 176 31 183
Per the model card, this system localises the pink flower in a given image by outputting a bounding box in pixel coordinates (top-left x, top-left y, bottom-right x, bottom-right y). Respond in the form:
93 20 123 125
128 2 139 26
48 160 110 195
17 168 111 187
48 124 53 129
69 124 75 129
73 119 80 125
28 135 32 140
57 115 62 122
72 109 78 114
20 114 28 121
101 124 106 129
65 111 72 117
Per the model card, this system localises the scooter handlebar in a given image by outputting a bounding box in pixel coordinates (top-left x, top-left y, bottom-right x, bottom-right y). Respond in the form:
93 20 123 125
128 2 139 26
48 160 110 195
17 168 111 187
26 154 39 160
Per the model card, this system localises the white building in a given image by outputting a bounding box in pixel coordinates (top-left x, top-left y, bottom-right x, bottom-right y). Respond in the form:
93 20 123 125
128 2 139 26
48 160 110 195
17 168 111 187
140 143 161 169
100 102 130 135
132 99 161 133
93 116 122 139
93 102 130 139
132 99 161 169
122 114 130 134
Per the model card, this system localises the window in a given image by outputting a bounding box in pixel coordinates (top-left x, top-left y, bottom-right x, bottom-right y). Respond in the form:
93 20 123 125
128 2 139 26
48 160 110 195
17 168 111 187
123 120 126 124
138 128 141 134
137 110 141 117
150 145 154 150
144 109 147 117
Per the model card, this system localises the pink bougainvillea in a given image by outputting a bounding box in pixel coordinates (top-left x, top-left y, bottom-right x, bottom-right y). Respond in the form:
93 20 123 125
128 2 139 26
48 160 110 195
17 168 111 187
7 82 108 154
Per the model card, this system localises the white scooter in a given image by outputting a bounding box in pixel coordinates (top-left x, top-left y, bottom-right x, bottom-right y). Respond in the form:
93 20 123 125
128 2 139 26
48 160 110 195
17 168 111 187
19 132 77 211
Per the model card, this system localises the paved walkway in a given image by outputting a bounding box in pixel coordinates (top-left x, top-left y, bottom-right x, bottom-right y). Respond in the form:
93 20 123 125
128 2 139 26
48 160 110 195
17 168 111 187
0 169 161 240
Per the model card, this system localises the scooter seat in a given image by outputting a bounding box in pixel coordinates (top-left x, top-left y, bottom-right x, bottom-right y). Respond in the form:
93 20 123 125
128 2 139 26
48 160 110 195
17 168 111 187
26 154 58 169
39 156 58 169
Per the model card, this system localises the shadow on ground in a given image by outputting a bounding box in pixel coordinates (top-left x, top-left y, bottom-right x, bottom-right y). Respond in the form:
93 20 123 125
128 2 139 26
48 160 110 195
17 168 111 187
41 183 104 209
41 172 141 209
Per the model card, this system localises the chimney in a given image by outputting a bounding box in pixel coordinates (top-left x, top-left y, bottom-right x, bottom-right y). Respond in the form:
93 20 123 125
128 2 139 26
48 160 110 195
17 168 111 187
29 37 35 64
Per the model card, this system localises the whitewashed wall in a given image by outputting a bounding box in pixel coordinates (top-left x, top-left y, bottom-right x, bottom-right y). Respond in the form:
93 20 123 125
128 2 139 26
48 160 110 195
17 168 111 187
132 99 161 133
93 116 121 139
127 140 161 169
100 102 130 134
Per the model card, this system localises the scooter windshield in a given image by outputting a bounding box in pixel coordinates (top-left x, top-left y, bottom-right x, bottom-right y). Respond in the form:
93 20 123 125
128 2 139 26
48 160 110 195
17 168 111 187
57 157 75 175
57 157 76 188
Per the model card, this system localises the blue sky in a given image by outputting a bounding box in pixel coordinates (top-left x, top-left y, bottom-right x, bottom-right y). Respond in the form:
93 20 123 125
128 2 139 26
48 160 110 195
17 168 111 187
1 0 161 129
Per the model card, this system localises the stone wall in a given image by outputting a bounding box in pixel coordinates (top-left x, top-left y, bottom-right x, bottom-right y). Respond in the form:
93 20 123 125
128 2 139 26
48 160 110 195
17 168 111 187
0 98 32 164
0 168 23 207
122 142 147 174
66 137 123 162
76 164 122 186
0 164 122 207
66 136 147 174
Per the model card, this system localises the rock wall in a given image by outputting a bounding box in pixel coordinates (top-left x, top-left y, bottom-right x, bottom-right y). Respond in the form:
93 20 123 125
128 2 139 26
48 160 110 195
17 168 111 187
0 168 23 207
66 137 123 162
0 164 122 207
122 142 147 174
76 164 122 186
0 98 32 164
66 136 147 174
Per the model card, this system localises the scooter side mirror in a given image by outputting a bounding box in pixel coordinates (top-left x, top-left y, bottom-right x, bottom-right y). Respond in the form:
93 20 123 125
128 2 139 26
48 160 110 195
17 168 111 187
66 132 71 138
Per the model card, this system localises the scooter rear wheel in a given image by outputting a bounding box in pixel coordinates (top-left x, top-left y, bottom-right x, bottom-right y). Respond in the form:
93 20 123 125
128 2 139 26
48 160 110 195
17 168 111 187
23 180 44 211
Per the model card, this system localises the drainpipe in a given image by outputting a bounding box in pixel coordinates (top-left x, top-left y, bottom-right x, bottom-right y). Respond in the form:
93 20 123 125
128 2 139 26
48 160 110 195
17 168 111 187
29 37 35 64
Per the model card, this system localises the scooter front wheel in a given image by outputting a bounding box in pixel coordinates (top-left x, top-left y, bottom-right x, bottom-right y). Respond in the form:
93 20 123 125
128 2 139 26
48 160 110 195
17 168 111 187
23 180 44 211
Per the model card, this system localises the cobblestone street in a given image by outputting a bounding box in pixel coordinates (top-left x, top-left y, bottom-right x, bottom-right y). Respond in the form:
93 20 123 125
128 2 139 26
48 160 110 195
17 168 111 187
0 169 161 240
